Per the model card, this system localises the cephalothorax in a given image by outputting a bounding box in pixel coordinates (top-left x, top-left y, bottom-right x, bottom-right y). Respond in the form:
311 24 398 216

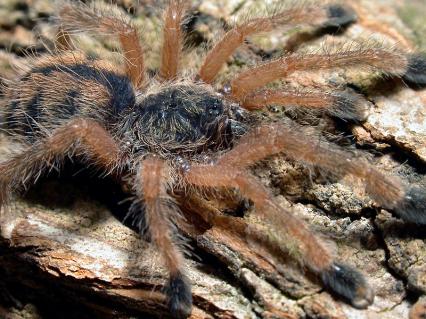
1 1 426 318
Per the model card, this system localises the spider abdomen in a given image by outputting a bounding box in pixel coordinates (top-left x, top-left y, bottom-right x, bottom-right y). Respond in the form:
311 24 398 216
3 54 135 137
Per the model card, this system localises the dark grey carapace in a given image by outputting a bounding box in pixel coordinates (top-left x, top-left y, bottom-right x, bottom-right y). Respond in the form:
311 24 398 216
122 84 248 155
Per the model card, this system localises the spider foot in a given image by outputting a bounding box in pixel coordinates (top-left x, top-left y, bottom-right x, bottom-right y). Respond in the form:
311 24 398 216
403 54 426 86
320 262 374 309
394 186 426 224
164 272 192 319
330 92 369 122
323 5 357 29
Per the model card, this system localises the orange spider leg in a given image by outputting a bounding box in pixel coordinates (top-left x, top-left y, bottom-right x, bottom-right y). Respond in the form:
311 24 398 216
136 156 192 318
58 2 145 88
229 48 409 101
242 89 367 121
198 4 356 84
185 167 332 270
0 118 123 206
216 123 426 224
184 165 373 308
160 0 188 80
54 27 75 51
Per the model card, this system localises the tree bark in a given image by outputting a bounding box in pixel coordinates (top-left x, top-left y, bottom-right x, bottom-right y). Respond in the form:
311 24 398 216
1 0 426 318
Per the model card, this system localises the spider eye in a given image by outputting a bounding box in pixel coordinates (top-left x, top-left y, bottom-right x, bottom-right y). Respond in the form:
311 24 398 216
205 98 223 118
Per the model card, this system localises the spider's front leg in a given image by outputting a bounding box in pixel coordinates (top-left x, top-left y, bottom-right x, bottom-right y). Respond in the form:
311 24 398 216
242 89 367 122
184 164 374 308
198 2 357 84
229 48 426 101
0 118 123 207
134 156 192 319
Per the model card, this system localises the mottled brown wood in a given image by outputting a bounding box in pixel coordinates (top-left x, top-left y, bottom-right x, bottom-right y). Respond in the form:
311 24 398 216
0 200 256 318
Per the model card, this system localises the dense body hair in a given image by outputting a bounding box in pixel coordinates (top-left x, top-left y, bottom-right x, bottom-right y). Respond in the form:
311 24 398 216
2 53 238 158
2 53 128 132
1 1 426 318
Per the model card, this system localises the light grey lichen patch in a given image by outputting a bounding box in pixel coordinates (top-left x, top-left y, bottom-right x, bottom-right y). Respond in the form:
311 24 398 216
307 183 371 217
376 210 426 295
341 300 410 319
26 215 132 275
290 201 374 246
364 89 426 162
0 303 43 319
189 265 257 319
240 267 305 318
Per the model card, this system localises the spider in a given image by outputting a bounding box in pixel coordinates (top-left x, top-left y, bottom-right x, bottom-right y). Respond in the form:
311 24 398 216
0 0 425 318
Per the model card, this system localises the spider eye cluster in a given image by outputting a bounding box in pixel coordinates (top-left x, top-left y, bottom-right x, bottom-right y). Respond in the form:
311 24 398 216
205 98 223 119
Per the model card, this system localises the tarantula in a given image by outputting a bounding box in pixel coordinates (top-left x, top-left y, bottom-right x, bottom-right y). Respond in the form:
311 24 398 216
0 0 426 318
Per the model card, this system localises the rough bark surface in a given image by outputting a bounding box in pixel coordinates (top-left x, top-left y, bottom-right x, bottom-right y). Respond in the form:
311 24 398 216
0 0 425 318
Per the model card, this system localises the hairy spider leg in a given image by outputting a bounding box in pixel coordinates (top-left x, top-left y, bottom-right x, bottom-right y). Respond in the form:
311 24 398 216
229 48 411 101
216 123 426 224
242 89 367 121
0 118 123 206
54 27 75 51
136 157 192 319
58 2 145 88
183 192 374 311
198 3 356 84
160 0 188 80
184 164 374 308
